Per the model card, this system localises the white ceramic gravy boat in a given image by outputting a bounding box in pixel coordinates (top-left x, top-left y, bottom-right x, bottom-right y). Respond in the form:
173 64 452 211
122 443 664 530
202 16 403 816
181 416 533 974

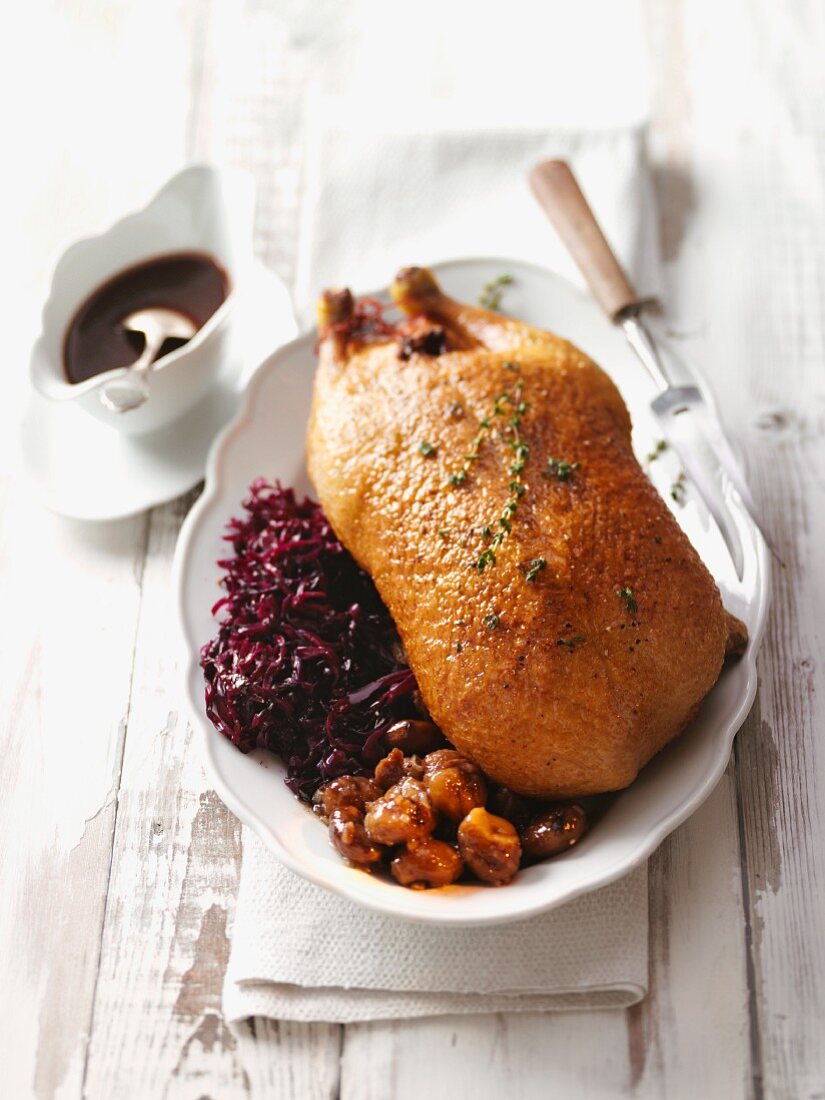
30 165 256 436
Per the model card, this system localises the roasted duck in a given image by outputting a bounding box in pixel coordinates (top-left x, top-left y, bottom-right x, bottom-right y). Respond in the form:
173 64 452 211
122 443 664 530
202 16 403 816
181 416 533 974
307 267 742 798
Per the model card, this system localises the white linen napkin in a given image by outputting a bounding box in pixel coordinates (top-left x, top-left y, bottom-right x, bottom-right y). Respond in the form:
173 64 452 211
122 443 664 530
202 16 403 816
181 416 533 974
225 105 661 1025
293 104 660 318
225 832 647 1022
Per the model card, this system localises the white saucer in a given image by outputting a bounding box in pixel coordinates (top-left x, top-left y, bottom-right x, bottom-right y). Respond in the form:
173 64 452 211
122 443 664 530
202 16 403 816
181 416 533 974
20 262 297 522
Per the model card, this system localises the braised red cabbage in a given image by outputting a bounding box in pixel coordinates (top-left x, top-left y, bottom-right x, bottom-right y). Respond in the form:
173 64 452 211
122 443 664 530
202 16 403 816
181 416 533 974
200 479 416 801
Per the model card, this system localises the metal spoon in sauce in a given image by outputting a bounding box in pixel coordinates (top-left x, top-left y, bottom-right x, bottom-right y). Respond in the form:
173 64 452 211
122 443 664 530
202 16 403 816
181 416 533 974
99 307 197 413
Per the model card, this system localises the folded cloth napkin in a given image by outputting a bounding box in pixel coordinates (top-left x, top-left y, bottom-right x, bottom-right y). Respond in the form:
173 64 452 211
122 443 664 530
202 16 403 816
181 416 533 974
293 103 660 317
225 832 647 1023
224 104 661 1025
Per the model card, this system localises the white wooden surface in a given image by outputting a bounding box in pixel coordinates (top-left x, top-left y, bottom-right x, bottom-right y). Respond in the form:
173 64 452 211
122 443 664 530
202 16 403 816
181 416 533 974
2 1 824 1097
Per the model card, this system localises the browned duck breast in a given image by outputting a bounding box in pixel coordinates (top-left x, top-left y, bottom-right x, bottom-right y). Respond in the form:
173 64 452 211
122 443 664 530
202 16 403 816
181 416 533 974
307 266 739 798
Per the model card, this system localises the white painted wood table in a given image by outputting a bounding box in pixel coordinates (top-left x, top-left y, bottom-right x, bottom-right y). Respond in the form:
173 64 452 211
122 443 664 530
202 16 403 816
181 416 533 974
3 2 824 1097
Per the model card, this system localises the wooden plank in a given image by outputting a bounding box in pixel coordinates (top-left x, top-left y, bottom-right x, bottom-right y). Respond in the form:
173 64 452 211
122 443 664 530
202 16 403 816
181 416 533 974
0 487 149 1100
82 4 345 1095
0 2 212 1095
83 493 344 1099
633 772 751 1097
81 494 342 1098
0 25 176 1098
342 1012 631 1100
81 494 250 1099
635 4 756 1090
652 0 825 1095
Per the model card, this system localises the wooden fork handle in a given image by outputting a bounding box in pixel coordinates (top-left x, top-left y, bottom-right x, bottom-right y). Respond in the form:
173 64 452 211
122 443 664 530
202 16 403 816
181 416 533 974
529 159 641 321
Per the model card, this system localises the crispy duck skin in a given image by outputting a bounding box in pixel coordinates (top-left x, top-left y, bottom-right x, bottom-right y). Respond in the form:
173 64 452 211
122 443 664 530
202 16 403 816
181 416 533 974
307 267 738 798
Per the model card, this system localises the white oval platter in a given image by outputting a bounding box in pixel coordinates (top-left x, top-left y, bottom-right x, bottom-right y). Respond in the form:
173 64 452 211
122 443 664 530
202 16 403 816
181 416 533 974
174 257 769 926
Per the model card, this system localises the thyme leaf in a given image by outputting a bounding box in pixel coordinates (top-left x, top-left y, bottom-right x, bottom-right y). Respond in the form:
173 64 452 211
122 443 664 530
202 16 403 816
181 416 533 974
478 274 513 311
671 471 687 503
618 586 638 614
477 547 497 573
544 456 581 482
523 558 547 583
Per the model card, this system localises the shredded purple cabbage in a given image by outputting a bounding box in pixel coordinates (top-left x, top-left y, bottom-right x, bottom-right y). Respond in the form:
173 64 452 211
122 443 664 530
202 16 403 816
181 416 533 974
200 479 417 801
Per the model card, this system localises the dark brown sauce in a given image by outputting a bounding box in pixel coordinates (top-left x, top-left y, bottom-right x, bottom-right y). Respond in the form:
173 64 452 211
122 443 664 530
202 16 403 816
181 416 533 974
63 251 229 384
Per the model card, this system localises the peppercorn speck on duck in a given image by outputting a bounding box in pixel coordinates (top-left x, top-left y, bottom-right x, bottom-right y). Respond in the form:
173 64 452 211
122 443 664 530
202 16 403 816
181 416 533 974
307 266 745 798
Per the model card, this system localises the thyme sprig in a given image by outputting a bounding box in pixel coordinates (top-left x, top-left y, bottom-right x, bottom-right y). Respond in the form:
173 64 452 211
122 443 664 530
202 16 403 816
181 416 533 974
447 367 526 495
441 360 541 581
478 274 513 311
671 471 687 503
522 558 547 583
447 416 492 487
544 456 581 482
476 376 531 573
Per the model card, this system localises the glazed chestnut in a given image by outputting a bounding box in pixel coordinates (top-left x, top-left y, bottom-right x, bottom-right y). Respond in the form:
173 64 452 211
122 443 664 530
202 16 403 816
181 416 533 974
321 775 383 818
328 806 385 865
386 719 445 756
425 762 487 822
364 776 435 846
374 747 425 791
423 748 466 775
489 787 533 830
374 747 405 791
404 755 426 781
457 807 521 886
520 803 588 861
391 837 463 888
